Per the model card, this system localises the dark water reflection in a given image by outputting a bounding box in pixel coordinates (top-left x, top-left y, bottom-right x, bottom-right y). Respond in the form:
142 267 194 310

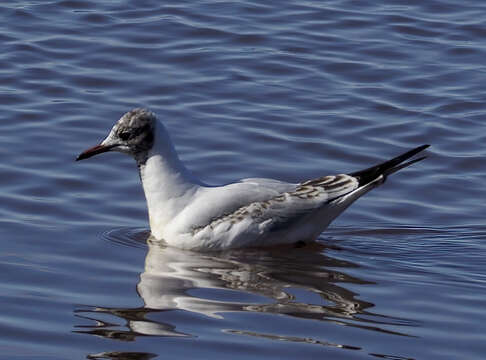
75 231 420 359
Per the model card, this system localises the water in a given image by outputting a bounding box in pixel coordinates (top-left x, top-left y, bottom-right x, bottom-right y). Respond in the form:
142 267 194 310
1 1 485 359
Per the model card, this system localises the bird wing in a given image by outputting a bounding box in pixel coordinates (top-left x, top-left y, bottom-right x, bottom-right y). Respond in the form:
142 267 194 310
181 145 429 250
190 174 359 237
238 177 298 193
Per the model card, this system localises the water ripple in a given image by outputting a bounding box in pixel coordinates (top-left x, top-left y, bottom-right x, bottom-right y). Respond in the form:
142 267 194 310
1 0 486 359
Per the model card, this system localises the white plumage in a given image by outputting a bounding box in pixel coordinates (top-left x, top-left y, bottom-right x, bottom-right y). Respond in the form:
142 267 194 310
77 108 429 251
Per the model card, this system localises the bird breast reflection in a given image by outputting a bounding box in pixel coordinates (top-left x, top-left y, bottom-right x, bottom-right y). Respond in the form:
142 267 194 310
75 236 377 341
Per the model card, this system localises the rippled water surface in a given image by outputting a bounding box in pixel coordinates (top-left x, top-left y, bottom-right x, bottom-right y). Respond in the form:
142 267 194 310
1 1 485 359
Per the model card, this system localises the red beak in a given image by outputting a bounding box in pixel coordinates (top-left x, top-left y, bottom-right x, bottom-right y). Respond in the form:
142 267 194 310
76 144 117 161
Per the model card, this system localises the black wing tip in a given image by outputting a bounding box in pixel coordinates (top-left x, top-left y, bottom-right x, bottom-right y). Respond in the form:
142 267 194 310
394 144 430 159
383 155 427 177
416 144 430 152
350 144 430 186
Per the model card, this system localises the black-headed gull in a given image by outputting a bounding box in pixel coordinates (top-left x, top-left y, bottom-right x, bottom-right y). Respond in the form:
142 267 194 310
77 108 429 251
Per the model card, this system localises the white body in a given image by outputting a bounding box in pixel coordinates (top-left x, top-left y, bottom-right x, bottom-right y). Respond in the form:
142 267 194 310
139 122 382 251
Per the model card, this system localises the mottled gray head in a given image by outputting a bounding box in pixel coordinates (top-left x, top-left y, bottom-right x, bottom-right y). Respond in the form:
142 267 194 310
77 108 156 164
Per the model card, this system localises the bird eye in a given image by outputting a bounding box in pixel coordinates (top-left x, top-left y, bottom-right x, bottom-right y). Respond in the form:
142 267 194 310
119 131 131 141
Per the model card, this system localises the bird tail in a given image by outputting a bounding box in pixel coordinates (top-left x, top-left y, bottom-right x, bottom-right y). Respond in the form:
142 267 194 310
349 144 430 186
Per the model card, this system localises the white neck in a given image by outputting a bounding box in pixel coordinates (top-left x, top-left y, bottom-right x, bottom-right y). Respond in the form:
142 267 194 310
139 122 202 236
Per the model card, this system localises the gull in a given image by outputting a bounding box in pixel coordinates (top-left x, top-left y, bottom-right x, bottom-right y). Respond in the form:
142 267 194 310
77 108 429 251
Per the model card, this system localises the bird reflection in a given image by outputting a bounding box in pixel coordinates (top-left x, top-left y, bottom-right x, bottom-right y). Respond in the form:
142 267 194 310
86 352 157 360
137 239 374 318
76 232 413 359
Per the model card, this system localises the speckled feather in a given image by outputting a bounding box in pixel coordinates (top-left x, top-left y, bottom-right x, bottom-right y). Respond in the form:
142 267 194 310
191 175 357 235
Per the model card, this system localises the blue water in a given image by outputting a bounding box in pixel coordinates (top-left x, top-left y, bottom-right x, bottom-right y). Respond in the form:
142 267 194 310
1 1 485 359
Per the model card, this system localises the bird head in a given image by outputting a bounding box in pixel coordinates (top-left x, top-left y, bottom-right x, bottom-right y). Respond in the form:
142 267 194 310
76 108 156 162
